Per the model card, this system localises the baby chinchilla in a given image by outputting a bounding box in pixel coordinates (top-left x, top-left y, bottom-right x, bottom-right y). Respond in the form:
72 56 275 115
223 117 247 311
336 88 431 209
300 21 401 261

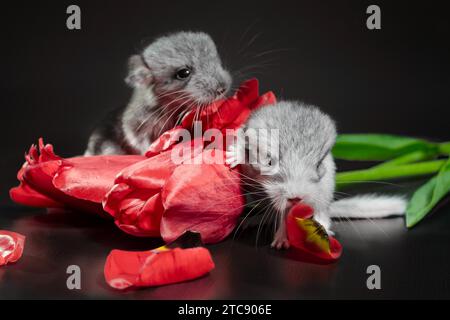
86 31 231 155
227 101 406 249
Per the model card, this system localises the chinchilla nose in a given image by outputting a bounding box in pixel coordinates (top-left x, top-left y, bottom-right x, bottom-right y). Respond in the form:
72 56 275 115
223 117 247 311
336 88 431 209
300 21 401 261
287 197 302 205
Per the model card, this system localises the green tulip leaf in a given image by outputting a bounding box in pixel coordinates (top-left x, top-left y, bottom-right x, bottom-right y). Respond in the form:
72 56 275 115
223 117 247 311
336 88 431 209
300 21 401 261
406 158 450 228
333 134 437 161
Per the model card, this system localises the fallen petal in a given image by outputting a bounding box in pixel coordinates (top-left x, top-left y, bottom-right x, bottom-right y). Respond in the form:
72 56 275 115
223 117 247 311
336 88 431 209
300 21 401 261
104 247 214 289
286 203 342 263
0 231 26 266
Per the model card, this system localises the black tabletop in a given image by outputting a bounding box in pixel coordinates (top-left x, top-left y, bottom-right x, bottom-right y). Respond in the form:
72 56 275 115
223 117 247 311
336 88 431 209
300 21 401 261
1 182 449 299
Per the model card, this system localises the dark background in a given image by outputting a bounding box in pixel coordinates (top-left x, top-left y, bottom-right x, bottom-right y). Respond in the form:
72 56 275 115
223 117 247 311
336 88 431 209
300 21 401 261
1 0 450 299
1 0 450 199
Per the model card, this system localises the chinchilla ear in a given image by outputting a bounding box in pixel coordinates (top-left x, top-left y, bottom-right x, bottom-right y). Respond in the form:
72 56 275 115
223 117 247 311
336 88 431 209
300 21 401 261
125 55 153 88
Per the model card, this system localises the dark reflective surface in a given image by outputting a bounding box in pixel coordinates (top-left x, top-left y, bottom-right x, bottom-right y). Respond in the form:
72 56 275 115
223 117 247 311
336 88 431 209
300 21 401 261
1 185 449 299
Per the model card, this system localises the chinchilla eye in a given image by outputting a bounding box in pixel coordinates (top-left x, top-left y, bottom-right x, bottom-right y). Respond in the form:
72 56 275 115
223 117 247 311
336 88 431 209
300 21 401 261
317 162 326 179
314 150 329 181
175 68 191 80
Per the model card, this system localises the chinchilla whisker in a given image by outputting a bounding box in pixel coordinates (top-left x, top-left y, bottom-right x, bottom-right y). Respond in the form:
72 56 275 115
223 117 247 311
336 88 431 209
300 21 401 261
136 92 191 131
238 19 261 46
153 94 192 125
255 202 276 248
237 32 262 55
156 104 188 136
253 48 292 58
155 89 189 100
337 180 404 187
233 170 265 185
152 103 187 134
232 198 266 242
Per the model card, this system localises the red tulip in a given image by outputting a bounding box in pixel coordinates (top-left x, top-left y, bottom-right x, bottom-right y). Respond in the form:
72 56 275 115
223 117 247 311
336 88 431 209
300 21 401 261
0 230 25 266
10 139 145 215
10 79 275 244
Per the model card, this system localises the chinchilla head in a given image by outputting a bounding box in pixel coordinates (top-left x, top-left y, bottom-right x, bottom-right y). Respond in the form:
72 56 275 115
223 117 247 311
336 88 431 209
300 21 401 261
242 101 337 215
126 31 232 108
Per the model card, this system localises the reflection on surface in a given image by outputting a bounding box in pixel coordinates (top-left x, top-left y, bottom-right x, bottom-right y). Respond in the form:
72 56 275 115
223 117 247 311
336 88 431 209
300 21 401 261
0 201 450 299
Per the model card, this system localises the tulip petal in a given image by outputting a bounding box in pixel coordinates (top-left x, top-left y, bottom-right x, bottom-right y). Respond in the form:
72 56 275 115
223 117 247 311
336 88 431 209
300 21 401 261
10 182 63 208
0 231 26 266
104 231 214 289
161 149 244 244
102 150 179 237
53 155 145 203
10 139 146 215
286 203 342 263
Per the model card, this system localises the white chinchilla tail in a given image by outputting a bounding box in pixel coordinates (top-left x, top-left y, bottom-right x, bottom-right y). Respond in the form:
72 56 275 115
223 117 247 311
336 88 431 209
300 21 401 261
329 194 407 218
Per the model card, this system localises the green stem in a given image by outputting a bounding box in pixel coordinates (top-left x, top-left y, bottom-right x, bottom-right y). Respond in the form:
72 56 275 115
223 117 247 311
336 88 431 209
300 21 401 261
439 142 450 155
336 159 446 188
374 150 434 169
